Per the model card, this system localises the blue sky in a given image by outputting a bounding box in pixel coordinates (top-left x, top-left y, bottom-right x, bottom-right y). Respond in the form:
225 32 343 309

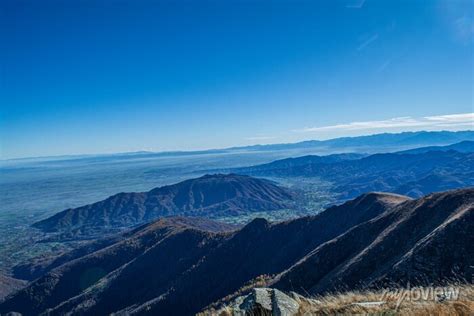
1 0 473 159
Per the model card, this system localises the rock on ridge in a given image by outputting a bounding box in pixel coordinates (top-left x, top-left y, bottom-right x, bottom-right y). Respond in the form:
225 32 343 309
204 288 301 316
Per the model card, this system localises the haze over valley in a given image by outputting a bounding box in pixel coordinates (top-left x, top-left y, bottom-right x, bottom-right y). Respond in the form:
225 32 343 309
1 131 473 277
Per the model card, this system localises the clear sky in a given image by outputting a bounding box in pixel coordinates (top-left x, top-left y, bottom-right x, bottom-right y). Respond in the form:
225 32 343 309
1 0 473 159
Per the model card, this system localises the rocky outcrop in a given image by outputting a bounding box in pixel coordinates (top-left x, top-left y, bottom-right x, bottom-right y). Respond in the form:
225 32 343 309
204 288 301 316
202 284 474 316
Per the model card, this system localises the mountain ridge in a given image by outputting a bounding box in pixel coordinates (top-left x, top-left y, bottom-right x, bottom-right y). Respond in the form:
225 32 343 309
273 188 473 294
233 144 474 199
4 130 473 163
398 140 474 154
1 191 408 315
229 130 474 152
32 174 295 236
3 189 471 315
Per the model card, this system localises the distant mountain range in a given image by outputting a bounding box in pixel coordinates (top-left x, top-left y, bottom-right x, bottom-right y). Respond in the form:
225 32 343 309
398 140 474 154
1 188 472 315
32 174 295 237
234 141 474 199
226 152 365 174
4 130 473 165
30 141 474 238
231 130 474 153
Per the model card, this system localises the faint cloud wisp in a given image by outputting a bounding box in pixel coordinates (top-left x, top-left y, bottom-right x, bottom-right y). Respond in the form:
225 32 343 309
377 59 392 73
454 16 474 43
295 113 474 133
439 0 474 44
346 0 366 9
357 33 379 51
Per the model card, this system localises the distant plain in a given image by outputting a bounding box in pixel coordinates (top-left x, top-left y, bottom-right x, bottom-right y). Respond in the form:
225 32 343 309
2 130 473 272
0 148 338 271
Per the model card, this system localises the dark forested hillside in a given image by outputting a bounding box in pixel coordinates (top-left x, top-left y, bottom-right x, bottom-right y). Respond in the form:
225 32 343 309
2 188 472 316
234 144 474 199
32 174 295 236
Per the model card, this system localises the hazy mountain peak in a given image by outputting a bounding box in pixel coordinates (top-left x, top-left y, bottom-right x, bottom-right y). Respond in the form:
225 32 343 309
32 174 295 237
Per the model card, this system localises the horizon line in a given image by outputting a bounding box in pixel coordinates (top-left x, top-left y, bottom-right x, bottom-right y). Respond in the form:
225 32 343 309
1 129 473 162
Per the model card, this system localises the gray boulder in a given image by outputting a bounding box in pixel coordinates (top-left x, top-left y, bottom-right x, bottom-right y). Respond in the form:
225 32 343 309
272 289 300 316
212 288 300 316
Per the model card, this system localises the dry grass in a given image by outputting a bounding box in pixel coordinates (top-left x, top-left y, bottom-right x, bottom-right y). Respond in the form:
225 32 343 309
201 284 474 315
205 274 273 310
297 284 474 315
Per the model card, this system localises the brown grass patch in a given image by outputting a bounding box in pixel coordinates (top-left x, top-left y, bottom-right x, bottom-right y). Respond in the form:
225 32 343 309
298 284 473 315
